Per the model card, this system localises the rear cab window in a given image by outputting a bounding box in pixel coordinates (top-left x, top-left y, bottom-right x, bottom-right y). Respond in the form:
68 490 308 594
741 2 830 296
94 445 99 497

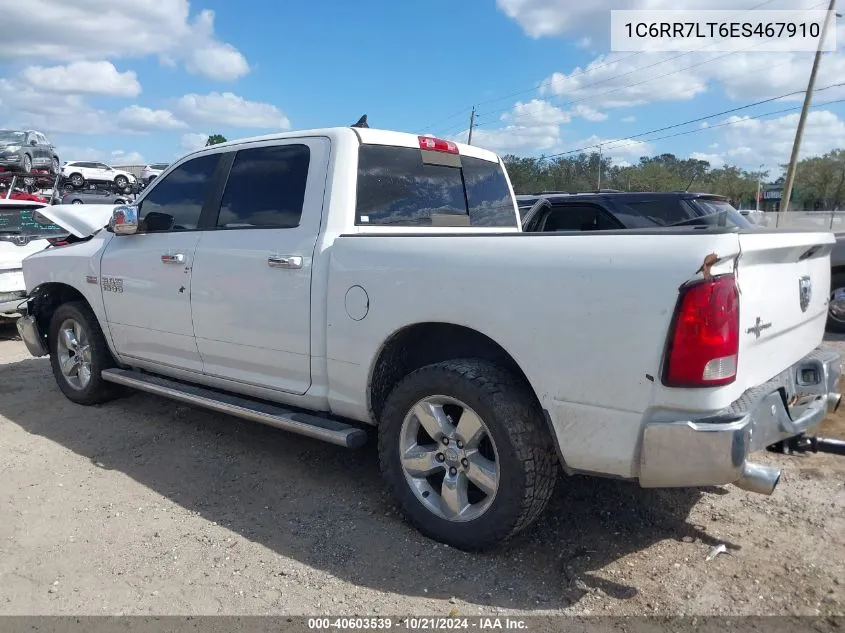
355 144 517 228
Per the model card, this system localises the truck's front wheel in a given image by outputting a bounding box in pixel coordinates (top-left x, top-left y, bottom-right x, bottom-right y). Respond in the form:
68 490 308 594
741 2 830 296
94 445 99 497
48 302 122 405
378 359 558 550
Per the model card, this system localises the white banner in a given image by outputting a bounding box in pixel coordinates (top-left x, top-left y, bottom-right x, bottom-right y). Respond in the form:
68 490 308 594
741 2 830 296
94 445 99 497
610 10 837 52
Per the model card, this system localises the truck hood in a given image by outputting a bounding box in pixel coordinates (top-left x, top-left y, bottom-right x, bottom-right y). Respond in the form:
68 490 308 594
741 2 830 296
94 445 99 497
35 203 115 238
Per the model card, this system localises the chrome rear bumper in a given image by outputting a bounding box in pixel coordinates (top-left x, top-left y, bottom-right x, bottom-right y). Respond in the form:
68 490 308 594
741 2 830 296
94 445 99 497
639 347 841 494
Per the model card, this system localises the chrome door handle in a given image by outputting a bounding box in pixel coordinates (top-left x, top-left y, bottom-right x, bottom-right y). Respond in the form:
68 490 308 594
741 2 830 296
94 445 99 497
161 253 185 264
268 255 303 269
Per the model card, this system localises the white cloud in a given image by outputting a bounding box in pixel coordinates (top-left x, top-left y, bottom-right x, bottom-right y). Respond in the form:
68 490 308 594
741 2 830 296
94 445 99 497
56 146 105 162
621 115 636 123
539 52 710 108
116 106 187 131
535 47 845 111
682 110 845 171
720 110 845 167
690 151 725 167
0 76 190 135
0 79 111 135
453 99 651 159
175 92 291 129
496 0 821 40
21 61 141 97
0 0 249 81
57 146 144 165
110 150 146 165
572 104 608 122
504 99 571 125
572 135 655 162
180 132 210 152
576 36 592 50
499 1 845 113
453 99 570 154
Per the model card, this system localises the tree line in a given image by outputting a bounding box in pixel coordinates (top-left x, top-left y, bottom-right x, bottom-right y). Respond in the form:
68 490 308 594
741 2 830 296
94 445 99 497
501 150 845 210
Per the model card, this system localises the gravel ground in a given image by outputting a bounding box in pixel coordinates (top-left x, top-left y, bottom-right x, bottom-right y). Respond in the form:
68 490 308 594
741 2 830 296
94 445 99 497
0 321 843 617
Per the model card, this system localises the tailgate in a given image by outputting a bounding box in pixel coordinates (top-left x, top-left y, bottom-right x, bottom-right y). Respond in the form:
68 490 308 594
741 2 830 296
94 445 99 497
735 230 835 390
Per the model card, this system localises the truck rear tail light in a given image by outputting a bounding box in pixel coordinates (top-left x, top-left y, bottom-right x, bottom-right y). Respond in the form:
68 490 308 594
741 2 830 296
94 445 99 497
663 274 739 388
418 136 459 154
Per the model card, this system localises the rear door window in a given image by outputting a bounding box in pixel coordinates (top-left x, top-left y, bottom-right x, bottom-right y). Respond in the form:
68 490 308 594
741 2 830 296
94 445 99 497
215 144 311 229
355 145 517 227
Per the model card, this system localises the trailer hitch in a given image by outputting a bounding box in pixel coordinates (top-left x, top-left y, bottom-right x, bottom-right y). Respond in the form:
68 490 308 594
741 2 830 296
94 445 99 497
768 433 845 456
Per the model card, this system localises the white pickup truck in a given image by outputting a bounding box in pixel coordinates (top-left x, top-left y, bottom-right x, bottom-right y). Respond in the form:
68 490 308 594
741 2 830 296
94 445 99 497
16 127 842 550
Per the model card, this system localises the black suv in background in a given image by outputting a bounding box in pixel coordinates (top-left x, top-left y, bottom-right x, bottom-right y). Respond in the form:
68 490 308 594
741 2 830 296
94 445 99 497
517 191 753 232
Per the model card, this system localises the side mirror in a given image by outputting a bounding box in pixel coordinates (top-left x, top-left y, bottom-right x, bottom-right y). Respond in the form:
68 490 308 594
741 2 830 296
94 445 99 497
29 139 37 146
109 205 139 235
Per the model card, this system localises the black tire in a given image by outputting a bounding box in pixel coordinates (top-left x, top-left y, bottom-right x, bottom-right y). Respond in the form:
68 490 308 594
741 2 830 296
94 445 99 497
71 199 82 204
378 358 558 550
51 157 60 174
22 153 32 173
828 272 845 333
115 175 128 188
70 173 84 188
48 301 122 405
114 199 126 205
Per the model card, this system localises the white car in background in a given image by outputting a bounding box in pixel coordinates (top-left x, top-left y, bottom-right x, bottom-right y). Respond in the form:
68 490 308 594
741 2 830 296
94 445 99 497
140 163 169 184
62 161 136 189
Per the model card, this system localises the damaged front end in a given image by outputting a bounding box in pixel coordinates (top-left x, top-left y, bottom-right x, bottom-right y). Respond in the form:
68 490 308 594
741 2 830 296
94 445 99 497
34 203 117 239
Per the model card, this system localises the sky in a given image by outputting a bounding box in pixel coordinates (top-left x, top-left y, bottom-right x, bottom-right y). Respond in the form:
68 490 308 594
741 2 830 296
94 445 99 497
1 0 845 177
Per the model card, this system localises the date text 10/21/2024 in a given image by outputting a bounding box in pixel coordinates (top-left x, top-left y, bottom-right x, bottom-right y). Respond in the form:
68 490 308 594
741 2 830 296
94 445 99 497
307 618 529 631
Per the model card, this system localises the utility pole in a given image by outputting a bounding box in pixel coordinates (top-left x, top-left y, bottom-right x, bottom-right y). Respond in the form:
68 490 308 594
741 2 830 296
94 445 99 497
597 145 603 190
467 106 476 146
755 163 764 212
781 0 836 213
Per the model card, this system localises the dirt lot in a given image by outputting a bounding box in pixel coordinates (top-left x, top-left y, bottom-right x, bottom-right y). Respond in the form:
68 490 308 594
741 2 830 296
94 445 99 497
0 322 843 617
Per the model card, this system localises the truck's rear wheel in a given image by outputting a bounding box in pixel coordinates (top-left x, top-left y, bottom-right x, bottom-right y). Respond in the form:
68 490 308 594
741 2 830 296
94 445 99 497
378 359 558 550
48 302 122 405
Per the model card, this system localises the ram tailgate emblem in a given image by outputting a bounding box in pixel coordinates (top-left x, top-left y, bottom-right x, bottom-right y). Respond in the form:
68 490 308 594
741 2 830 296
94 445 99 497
799 276 812 313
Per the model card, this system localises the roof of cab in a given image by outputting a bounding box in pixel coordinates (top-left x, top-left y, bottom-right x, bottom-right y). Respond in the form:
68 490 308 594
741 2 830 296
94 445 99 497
181 126 501 164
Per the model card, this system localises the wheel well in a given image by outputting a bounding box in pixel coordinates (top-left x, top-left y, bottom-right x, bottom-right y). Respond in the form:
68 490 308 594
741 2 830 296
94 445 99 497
368 322 537 424
29 283 89 341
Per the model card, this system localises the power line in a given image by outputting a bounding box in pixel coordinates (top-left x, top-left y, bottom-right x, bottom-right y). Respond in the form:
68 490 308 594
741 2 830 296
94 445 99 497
450 54 810 137
537 83 845 161
420 0 782 133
